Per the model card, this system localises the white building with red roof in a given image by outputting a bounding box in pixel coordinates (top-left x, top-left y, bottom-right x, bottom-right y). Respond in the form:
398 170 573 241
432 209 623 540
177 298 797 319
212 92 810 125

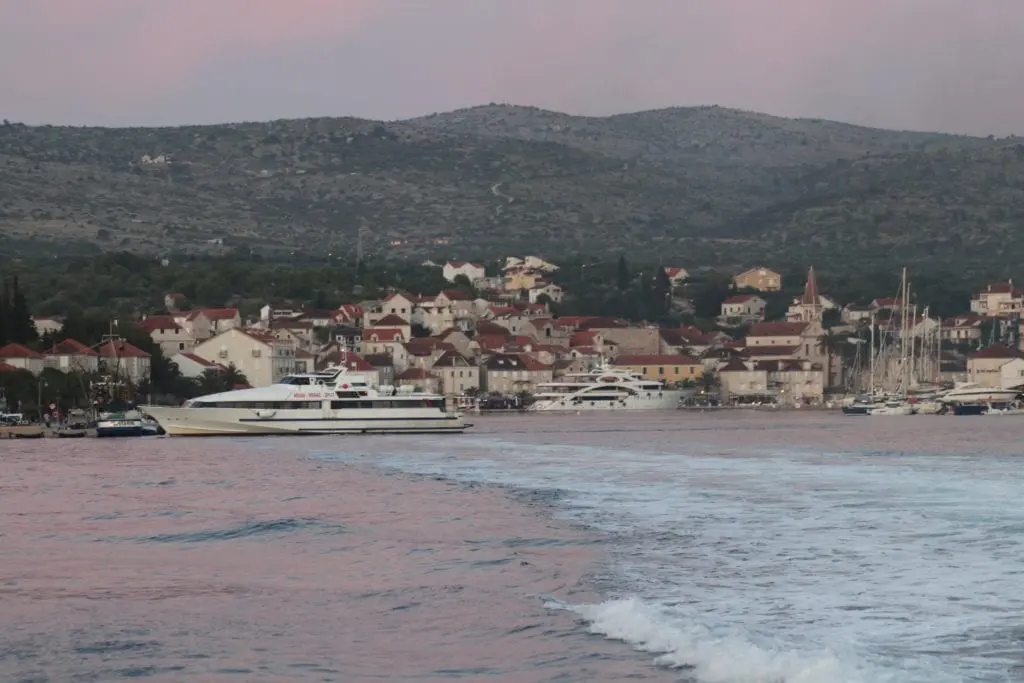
718 294 767 325
96 340 151 384
43 339 100 374
0 343 44 375
169 352 224 380
139 314 195 355
971 280 1024 317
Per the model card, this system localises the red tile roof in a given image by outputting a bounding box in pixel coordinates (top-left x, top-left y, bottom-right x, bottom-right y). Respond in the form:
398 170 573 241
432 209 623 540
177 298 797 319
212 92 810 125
176 352 220 368
397 367 433 380
747 322 809 337
0 343 42 359
96 340 151 359
723 294 760 304
45 339 99 357
364 328 404 342
0 362 19 372
375 313 409 326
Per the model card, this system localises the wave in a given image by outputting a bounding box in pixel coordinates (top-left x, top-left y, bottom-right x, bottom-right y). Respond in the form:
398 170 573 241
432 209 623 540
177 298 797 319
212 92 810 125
136 517 345 543
546 597 954 683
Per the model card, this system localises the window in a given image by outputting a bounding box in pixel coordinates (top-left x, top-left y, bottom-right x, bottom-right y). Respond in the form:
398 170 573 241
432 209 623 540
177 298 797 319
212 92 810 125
659 367 665 375
178 342 185 350
674 367 680 375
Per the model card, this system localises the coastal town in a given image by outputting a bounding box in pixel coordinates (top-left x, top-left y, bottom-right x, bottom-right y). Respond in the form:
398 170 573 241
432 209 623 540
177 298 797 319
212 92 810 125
1 255 1023 417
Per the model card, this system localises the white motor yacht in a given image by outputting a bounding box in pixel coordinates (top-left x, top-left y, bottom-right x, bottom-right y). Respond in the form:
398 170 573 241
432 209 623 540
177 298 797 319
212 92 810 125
528 363 692 412
141 365 468 436
938 382 1021 405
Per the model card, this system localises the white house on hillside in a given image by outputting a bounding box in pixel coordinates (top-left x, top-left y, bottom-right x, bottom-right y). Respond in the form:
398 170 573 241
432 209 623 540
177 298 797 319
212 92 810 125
442 261 486 283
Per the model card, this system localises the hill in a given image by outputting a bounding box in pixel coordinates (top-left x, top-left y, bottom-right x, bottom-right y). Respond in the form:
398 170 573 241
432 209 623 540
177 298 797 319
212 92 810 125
0 106 1021 275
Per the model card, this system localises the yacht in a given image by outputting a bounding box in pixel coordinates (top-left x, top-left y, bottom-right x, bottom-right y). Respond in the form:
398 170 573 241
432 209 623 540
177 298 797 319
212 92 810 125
938 382 1021 405
140 365 468 436
528 363 692 412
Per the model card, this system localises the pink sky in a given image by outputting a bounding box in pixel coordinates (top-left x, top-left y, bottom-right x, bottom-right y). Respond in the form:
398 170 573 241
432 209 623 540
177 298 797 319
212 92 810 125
1 0 1022 134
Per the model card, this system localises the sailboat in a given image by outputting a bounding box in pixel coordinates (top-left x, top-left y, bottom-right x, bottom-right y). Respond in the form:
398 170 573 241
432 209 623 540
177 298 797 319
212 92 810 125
94 327 161 437
844 268 919 416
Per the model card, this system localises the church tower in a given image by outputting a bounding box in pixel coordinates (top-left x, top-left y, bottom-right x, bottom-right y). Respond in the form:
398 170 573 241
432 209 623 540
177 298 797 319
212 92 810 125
800 266 822 323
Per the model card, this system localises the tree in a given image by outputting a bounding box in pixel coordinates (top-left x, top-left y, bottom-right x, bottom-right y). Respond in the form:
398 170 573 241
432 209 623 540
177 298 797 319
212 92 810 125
616 255 630 291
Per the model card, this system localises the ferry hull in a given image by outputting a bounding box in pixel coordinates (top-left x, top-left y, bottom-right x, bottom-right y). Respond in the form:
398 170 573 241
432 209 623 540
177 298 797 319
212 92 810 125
141 406 468 436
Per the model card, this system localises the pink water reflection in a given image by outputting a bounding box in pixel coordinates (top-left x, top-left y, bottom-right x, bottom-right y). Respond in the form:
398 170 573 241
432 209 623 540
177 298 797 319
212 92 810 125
0 438 669 682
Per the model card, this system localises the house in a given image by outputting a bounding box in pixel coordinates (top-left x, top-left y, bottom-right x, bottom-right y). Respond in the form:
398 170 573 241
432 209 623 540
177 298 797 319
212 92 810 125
193 328 297 387
1000 357 1024 391
430 350 480 395
971 280 1024 317
412 297 455 334
372 314 412 341
442 260 486 283
31 316 64 337
611 354 703 384
170 352 223 379
733 267 781 292
528 282 564 305
180 308 241 341
43 339 100 374
381 292 416 319
943 315 985 345
664 267 689 285
334 304 364 327
504 269 543 292
869 297 904 313
841 304 874 326
96 340 151 384
0 343 44 375
395 367 441 394
761 360 826 406
358 328 407 357
718 294 767 325
482 353 554 395
745 322 821 360
139 315 195 356
967 344 1024 388
718 359 771 402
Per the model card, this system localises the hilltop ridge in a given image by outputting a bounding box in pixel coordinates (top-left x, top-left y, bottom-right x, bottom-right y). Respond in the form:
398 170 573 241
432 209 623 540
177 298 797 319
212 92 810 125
0 104 1021 275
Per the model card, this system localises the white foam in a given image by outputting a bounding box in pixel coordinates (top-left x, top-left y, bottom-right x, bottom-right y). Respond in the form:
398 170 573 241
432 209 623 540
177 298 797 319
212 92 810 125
548 597 950 683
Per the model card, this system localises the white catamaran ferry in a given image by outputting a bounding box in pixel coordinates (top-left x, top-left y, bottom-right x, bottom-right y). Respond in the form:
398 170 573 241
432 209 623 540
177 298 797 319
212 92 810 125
528 363 692 412
141 364 468 436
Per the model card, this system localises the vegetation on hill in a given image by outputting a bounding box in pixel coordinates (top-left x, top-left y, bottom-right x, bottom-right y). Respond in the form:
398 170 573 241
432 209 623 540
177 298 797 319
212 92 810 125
2 106 1023 275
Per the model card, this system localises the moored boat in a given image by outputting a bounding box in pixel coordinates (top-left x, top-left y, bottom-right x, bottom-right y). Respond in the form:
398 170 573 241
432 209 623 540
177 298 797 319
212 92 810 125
140 364 468 436
528 363 690 412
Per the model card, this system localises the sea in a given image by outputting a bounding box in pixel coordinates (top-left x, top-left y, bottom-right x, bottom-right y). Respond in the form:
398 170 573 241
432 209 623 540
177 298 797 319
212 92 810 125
3 412 1024 682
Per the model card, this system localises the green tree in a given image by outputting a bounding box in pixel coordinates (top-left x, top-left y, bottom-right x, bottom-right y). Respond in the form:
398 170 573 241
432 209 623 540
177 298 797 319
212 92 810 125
616 255 630 291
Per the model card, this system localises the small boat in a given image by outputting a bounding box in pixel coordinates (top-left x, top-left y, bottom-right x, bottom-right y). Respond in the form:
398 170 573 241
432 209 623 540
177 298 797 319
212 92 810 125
56 428 88 438
95 410 159 437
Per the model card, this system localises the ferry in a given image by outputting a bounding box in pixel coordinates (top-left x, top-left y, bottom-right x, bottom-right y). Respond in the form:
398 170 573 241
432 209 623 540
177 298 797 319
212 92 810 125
140 365 468 436
528 363 692 412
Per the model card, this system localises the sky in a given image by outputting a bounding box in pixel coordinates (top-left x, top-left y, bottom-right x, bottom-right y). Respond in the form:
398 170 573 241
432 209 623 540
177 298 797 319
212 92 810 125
1 0 1022 135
